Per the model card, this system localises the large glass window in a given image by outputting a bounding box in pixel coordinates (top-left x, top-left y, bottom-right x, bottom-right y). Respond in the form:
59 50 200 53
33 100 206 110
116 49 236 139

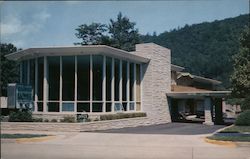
114 59 120 101
122 61 127 101
62 56 75 101
48 57 60 100
106 57 112 101
37 57 44 101
21 61 28 84
129 63 134 101
136 64 141 101
77 55 90 101
62 103 74 112
77 103 90 112
92 55 103 101
47 102 59 112
37 102 43 112
92 103 103 112
29 59 35 100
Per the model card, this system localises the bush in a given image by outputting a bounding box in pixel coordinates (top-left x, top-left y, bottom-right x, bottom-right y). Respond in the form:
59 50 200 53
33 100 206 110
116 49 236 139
235 110 250 126
51 119 58 122
32 118 43 122
44 119 49 122
60 115 76 123
100 112 146 121
9 110 33 122
241 97 250 111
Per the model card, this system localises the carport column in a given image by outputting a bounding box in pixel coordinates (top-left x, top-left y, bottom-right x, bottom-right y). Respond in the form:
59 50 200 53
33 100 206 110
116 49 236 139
203 97 214 125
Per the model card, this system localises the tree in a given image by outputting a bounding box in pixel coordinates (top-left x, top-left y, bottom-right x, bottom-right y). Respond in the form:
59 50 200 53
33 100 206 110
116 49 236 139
230 27 250 111
74 23 108 45
108 12 140 51
74 12 140 51
0 43 19 96
230 27 250 98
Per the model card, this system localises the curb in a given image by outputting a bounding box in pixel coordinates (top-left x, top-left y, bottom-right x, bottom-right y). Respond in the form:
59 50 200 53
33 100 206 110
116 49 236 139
16 135 56 143
204 138 236 147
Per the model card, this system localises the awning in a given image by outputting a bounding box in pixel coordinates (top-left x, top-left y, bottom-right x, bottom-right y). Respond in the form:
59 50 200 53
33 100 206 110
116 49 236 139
167 91 231 99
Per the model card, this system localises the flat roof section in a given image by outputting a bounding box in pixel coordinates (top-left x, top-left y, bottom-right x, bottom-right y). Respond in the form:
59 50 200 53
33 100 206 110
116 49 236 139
5 45 150 63
167 91 231 99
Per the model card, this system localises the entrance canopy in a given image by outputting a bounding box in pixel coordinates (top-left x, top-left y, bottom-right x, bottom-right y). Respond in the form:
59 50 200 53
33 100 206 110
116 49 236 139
167 91 231 99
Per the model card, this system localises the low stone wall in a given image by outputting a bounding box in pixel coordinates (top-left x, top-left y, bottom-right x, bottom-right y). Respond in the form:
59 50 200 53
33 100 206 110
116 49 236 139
1 117 169 132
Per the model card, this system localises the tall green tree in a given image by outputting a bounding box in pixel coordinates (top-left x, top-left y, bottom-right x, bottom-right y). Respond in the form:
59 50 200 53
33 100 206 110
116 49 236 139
108 12 140 51
0 43 19 96
74 23 108 45
230 27 250 98
74 12 140 51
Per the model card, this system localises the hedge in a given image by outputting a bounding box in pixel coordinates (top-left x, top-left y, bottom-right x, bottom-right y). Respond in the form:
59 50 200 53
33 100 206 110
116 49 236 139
235 110 250 126
100 112 147 121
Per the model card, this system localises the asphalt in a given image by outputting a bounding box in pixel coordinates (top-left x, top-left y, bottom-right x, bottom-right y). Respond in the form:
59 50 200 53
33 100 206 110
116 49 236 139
94 122 226 135
2 123 250 159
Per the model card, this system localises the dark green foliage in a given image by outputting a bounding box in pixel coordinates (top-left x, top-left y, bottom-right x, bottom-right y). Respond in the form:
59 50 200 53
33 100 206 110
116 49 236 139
8 110 33 122
60 115 76 123
1 134 47 139
50 119 58 122
44 119 49 122
0 43 19 96
74 23 108 45
230 27 250 97
32 118 43 122
235 110 250 126
100 112 146 121
140 14 249 88
240 97 250 111
108 12 140 51
75 12 140 51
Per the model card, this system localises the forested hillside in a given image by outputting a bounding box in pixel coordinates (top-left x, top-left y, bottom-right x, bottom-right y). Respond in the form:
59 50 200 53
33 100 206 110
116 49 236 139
140 14 249 88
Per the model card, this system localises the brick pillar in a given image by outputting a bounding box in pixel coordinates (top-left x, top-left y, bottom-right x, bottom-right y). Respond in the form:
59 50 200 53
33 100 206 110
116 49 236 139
203 97 214 125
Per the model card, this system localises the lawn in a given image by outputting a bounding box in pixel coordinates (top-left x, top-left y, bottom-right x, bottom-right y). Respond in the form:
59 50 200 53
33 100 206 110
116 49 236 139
1 134 47 139
207 136 250 142
220 125 250 133
207 125 250 142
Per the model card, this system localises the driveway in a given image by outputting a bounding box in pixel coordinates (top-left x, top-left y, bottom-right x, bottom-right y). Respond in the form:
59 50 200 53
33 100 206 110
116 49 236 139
94 122 226 135
2 123 250 159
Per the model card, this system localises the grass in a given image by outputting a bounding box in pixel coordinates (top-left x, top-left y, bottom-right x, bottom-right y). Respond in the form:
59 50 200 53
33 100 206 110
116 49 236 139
207 125 250 142
1 134 47 139
207 136 250 142
220 125 250 133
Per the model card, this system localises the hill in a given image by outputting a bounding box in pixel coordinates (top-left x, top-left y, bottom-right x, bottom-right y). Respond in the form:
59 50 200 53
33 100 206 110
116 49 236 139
140 14 249 88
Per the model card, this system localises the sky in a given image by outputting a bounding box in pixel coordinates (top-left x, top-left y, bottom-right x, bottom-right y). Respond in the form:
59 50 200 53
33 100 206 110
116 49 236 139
0 0 249 49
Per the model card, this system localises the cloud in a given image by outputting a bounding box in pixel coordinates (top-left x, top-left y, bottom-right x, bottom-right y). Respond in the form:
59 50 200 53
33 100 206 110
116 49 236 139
1 10 51 48
1 16 22 35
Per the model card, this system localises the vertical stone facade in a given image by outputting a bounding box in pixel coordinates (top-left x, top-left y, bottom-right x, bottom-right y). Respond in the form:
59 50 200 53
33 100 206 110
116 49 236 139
134 43 172 124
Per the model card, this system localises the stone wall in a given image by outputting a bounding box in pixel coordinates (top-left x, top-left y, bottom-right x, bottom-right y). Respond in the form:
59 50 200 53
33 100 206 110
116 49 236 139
1 117 167 132
134 43 172 123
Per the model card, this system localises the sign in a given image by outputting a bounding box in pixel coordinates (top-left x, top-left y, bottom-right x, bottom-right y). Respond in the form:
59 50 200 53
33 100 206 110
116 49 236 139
7 83 33 109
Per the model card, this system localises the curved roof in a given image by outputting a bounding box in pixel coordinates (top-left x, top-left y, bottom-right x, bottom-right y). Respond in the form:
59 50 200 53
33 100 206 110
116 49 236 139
5 45 150 63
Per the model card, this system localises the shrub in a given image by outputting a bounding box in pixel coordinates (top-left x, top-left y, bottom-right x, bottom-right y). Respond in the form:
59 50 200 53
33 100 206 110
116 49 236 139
235 110 250 126
44 119 49 122
9 110 33 122
241 97 250 111
51 119 58 122
60 115 76 123
100 112 146 121
32 118 43 122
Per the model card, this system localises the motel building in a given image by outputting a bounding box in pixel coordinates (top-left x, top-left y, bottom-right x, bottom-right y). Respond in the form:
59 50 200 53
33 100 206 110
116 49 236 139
6 43 231 125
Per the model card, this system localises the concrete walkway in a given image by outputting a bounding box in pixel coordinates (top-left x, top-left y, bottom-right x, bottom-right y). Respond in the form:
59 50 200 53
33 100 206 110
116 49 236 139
1 123 250 159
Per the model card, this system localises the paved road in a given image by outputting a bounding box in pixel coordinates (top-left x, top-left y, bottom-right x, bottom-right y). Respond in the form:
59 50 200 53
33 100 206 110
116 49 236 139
2 123 250 159
94 122 225 135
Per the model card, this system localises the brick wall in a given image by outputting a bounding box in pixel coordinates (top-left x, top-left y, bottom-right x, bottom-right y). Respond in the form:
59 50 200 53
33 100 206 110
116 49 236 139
1 117 165 132
134 43 172 123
